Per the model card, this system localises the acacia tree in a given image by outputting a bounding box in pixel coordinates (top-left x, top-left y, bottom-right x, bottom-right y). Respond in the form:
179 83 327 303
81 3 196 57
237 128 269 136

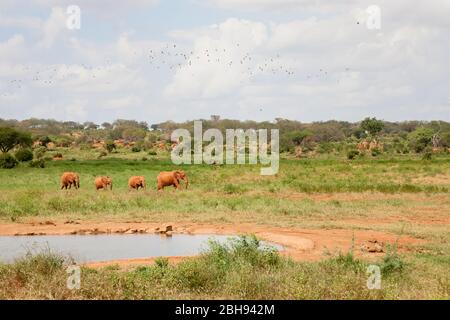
0 127 32 153
360 117 384 136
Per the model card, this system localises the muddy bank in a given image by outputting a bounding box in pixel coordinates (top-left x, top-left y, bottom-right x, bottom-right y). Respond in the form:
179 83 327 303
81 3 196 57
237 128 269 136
0 220 425 269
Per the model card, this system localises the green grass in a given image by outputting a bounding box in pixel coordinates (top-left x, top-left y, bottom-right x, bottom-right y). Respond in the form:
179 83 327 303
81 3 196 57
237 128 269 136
0 155 448 221
0 150 449 300
0 236 448 299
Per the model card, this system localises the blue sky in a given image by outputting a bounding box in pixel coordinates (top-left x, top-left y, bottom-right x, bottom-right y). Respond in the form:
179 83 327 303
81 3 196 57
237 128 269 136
1 0 449 124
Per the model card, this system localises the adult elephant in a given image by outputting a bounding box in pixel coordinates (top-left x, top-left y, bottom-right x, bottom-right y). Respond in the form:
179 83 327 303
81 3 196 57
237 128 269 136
60 172 80 190
128 176 146 190
157 170 188 190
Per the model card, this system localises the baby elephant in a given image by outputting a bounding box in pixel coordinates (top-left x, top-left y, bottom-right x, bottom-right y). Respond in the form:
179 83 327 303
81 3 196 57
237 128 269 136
157 170 189 191
60 172 80 190
128 176 146 190
95 176 112 190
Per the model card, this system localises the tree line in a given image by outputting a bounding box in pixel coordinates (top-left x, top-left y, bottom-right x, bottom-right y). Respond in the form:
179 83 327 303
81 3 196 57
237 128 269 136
0 116 449 168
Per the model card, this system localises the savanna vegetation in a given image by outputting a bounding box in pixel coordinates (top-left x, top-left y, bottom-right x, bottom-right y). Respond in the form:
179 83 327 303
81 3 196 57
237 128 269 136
1 236 449 299
0 116 448 300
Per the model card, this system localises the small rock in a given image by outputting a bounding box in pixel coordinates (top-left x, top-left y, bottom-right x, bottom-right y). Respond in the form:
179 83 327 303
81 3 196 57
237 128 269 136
40 221 56 226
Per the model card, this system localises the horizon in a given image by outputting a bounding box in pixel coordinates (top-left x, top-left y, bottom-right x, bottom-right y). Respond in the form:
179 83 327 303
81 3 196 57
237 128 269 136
1 116 450 126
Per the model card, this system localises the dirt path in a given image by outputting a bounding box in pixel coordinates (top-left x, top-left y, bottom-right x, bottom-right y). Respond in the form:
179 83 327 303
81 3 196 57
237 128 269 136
0 220 425 269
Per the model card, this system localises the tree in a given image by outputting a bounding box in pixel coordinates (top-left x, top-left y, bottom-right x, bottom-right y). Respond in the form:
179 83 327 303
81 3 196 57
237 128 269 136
122 127 147 141
286 130 313 146
408 127 434 153
0 127 32 153
83 122 99 130
360 117 384 136
101 122 112 129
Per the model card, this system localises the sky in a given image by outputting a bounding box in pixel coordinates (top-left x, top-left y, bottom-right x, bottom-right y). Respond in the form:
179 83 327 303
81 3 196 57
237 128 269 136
0 0 449 124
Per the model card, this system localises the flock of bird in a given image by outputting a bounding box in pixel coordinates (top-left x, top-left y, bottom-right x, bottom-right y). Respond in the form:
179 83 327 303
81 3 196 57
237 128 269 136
1 42 352 97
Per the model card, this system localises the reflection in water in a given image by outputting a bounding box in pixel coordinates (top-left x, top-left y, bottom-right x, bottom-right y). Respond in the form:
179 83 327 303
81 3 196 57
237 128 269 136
0 234 282 263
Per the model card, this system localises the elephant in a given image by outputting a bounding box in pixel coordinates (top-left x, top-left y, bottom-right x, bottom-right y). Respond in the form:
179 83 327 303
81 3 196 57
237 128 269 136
95 176 112 190
157 170 189 190
128 176 146 190
60 172 80 190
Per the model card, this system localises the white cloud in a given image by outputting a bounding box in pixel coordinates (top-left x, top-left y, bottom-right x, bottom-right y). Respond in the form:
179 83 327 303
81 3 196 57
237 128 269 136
39 7 68 48
105 96 142 110
165 18 268 99
1 0 450 122
0 35 27 62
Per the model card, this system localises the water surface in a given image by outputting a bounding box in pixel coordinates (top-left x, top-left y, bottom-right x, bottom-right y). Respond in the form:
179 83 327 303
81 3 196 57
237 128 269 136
0 234 282 263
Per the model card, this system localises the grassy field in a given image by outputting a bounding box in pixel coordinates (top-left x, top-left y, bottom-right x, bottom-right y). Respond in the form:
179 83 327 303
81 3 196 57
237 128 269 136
0 150 449 299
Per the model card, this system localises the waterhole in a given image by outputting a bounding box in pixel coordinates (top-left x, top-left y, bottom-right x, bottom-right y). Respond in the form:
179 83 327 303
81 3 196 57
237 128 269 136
0 234 283 263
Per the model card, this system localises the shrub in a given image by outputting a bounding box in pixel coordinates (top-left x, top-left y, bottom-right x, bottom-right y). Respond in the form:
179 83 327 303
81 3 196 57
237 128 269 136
29 159 45 168
148 150 157 156
408 127 434 153
380 250 405 276
53 152 63 158
141 157 148 161
131 146 141 153
154 257 169 269
105 140 116 153
15 148 33 162
422 147 433 160
371 148 382 157
347 149 359 160
0 153 18 169
34 146 47 159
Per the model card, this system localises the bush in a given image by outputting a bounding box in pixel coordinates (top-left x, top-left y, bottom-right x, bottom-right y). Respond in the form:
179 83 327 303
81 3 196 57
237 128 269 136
148 150 157 156
141 157 148 161
154 257 169 269
0 153 18 169
105 140 116 153
34 146 47 159
53 152 63 158
29 159 45 168
347 149 359 160
422 150 433 160
15 148 33 162
380 251 405 276
408 127 434 153
131 146 141 153
371 148 382 157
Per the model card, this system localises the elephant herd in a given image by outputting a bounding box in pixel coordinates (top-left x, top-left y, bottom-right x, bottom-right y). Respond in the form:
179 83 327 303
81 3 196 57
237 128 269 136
60 170 189 191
